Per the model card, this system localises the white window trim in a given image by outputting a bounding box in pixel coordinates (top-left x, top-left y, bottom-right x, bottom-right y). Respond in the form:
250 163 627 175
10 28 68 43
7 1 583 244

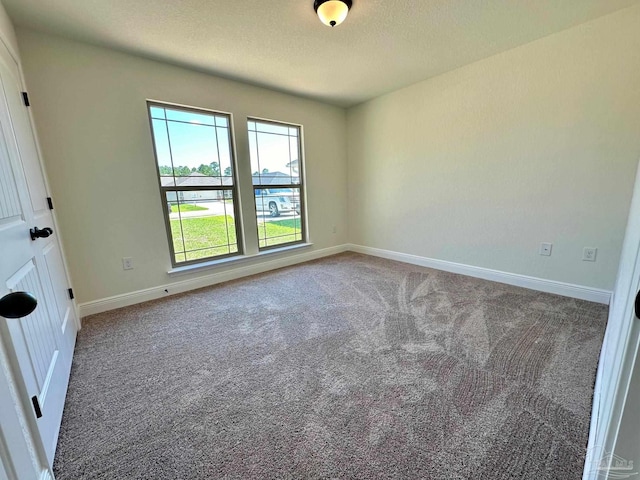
167 242 314 276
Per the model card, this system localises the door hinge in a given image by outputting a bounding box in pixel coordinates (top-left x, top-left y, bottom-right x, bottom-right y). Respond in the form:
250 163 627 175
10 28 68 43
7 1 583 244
21 91 30 107
31 395 42 418
68 288 74 300
46 197 54 210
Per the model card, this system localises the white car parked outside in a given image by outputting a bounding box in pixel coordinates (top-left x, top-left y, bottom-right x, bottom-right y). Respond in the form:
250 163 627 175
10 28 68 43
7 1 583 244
255 189 300 217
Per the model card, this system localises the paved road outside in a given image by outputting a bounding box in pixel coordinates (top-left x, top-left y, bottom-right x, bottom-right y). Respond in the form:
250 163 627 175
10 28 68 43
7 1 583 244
169 201 297 223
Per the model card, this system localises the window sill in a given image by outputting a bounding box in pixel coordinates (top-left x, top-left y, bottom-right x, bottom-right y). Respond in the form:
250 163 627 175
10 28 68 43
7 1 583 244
167 242 314 277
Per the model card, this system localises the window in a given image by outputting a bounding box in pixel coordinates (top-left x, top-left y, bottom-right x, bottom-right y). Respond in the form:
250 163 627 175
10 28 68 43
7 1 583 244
147 104 307 267
248 119 305 249
147 103 241 266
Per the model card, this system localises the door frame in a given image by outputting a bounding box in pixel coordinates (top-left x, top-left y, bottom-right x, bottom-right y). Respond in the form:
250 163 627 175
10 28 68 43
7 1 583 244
583 158 640 479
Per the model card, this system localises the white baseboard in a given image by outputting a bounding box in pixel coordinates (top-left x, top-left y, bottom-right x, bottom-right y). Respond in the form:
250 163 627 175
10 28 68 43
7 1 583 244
347 244 612 305
79 243 612 318
77 244 349 318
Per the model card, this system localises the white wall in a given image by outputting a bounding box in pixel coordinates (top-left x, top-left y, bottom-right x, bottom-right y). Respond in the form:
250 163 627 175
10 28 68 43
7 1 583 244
0 0 17 58
15 4 640 304
16 30 348 305
347 5 640 291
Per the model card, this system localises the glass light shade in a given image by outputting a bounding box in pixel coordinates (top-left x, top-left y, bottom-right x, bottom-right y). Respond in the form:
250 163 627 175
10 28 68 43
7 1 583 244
317 1 349 27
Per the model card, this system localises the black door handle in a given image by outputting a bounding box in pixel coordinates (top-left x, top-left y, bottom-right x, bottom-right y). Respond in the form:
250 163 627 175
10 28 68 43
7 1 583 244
0 292 37 318
635 290 640 319
30 227 53 241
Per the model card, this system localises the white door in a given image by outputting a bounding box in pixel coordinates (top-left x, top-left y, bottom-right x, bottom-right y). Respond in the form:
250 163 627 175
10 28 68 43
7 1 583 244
0 41 77 467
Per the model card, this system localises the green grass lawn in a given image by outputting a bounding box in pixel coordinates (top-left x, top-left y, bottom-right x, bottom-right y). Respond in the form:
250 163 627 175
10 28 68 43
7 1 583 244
170 215 301 262
258 218 302 248
170 203 208 212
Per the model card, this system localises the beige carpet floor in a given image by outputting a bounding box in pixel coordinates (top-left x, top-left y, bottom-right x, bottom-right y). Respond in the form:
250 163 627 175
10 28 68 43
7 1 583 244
54 252 607 479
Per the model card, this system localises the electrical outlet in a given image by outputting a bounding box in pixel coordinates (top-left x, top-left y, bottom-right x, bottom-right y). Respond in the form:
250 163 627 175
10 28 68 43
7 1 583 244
583 247 597 262
539 243 552 256
332 225 337 234
122 257 134 270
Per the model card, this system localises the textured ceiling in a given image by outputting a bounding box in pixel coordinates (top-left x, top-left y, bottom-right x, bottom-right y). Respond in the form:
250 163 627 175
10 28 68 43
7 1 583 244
4 0 639 107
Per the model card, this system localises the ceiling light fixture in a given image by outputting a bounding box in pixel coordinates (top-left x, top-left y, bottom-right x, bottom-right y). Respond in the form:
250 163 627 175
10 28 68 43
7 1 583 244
314 0 352 27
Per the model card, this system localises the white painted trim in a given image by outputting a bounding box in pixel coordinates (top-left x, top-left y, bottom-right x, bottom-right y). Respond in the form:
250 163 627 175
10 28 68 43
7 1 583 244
18 62 81 333
347 244 612 305
167 242 314 276
582 311 607 480
78 244 349 317
582 159 640 479
79 242 613 318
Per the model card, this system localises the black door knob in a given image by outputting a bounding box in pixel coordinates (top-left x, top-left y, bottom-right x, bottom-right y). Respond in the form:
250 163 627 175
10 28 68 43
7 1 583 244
0 292 37 318
30 227 53 241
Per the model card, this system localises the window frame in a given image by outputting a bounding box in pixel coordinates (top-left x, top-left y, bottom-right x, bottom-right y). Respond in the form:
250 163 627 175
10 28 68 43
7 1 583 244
248 117 307 251
147 100 244 267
